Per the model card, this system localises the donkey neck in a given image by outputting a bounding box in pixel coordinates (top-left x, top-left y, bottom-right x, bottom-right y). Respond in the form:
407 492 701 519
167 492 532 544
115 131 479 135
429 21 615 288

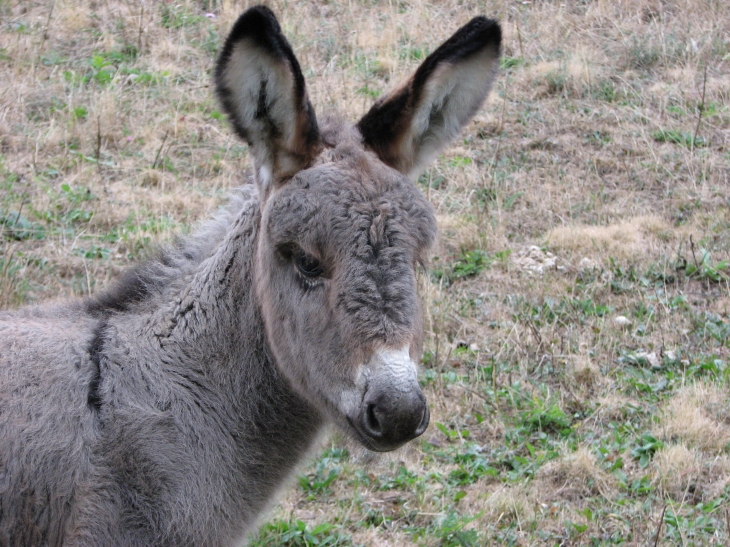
137 185 319 412
92 186 324 540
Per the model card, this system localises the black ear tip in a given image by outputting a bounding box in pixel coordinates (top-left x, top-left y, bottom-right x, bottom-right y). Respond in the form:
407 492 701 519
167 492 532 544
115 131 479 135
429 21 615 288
227 5 283 45
465 16 502 48
215 5 288 80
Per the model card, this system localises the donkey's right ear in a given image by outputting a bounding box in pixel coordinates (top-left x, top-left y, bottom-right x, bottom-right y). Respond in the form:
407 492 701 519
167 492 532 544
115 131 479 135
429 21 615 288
215 6 320 197
358 17 501 180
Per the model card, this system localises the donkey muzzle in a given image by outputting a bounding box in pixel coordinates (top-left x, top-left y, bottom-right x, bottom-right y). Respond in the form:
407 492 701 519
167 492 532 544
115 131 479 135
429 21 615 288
359 386 429 450
352 347 429 452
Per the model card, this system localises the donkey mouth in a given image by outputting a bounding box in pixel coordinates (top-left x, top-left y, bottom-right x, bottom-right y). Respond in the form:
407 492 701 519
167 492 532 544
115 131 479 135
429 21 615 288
342 346 430 451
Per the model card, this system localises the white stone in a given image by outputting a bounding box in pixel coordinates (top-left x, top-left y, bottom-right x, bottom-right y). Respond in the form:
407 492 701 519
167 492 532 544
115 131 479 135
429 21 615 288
512 245 562 276
614 316 631 327
578 257 596 270
636 351 661 369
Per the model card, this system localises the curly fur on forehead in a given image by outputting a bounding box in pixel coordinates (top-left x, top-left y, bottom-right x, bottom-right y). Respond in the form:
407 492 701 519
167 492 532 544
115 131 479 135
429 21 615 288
264 141 437 261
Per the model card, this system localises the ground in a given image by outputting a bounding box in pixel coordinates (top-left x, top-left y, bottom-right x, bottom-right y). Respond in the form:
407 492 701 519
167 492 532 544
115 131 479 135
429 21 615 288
1 0 729 545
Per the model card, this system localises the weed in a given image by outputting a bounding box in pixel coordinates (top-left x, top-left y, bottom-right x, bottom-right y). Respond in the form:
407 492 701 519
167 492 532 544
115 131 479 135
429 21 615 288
701 313 730 346
297 447 346 500
545 70 567 95
630 433 664 468
664 499 727 543
447 446 499 486
586 130 612 146
432 249 491 285
88 54 116 85
399 46 427 62
418 171 446 190
435 422 470 443
409 512 481 547
652 129 705 148
519 398 572 435
500 57 524 70
354 84 380 99
160 4 204 29
0 211 45 241
121 68 170 86
0 248 30 307
502 191 522 211
250 520 352 547
73 245 111 260
677 248 729 283
376 465 419 491
593 80 617 102
626 36 660 69
72 106 88 120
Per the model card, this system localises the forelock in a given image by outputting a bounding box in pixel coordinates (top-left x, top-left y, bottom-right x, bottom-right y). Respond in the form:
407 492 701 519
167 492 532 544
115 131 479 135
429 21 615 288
263 115 437 258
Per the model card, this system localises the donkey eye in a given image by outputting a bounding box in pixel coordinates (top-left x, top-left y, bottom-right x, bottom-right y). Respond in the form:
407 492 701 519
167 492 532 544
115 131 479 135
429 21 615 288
295 252 323 278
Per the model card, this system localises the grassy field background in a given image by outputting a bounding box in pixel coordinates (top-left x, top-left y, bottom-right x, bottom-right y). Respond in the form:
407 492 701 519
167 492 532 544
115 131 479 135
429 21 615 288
1 0 729 545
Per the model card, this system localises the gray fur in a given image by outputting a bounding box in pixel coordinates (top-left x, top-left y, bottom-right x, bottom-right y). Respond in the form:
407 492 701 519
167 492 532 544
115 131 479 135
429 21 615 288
0 7 499 546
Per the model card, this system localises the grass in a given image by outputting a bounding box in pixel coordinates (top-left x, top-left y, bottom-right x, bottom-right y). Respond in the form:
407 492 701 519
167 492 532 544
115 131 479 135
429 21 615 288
1 0 729 545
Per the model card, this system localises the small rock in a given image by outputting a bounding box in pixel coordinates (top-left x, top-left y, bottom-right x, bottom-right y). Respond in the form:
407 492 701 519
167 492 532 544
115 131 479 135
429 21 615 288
578 257 596 270
512 245 561 276
636 351 661 369
469 343 480 352
614 316 631 327
665 350 677 361
527 245 543 259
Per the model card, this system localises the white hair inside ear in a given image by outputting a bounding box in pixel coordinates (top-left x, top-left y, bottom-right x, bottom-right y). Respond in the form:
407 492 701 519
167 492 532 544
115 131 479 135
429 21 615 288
257 165 272 194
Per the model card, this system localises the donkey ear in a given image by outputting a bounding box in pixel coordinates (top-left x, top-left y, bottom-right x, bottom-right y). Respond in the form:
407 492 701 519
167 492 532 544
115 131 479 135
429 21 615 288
357 17 501 179
215 6 320 196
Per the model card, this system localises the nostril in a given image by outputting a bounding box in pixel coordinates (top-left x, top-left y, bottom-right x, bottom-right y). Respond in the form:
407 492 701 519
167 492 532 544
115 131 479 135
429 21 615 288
414 403 430 436
364 403 383 437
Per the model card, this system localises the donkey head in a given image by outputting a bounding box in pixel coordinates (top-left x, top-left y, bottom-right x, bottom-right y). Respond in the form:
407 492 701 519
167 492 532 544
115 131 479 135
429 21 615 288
216 6 500 451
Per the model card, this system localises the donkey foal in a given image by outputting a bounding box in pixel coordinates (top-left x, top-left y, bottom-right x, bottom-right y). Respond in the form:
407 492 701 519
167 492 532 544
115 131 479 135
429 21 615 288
0 6 501 546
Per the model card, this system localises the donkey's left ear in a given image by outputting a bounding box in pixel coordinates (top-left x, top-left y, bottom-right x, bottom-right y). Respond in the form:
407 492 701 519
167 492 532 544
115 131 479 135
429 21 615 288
358 17 501 180
215 6 320 196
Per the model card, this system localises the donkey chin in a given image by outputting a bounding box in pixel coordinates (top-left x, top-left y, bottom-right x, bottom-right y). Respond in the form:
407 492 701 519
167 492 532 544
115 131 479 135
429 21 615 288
340 347 430 452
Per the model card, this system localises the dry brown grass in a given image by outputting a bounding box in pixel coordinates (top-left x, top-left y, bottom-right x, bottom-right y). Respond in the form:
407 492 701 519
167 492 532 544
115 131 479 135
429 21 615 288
535 446 618 501
652 443 701 500
472 484 536 527
546 215 673 263
657 381 730 452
